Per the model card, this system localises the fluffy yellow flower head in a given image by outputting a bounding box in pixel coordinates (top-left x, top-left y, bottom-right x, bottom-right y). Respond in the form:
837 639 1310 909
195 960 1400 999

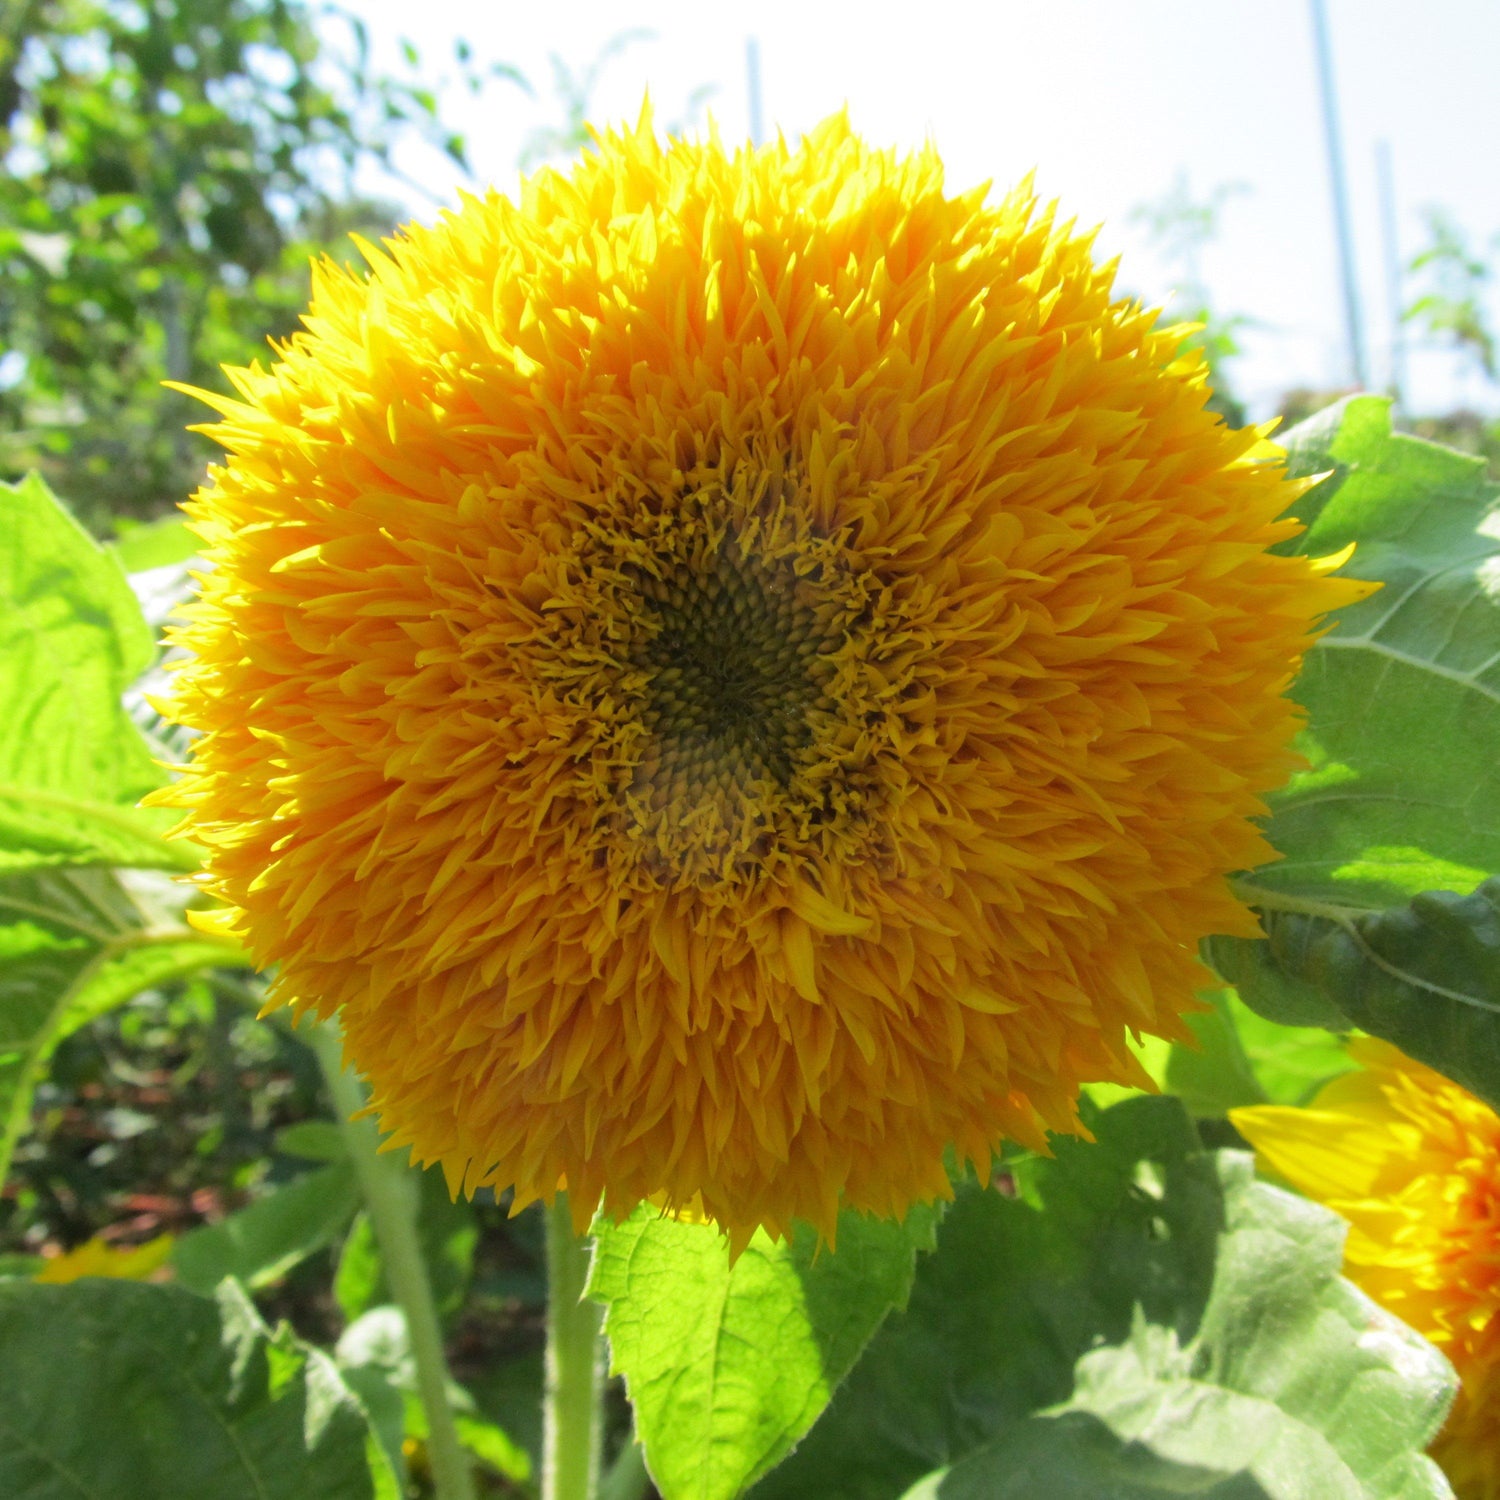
160 111 1366 1246
1233 1042 1500 1498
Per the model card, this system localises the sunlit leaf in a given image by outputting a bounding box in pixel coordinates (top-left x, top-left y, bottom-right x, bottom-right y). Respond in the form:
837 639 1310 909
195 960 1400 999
1163 989 1267 1117
0 473 192 872
589 1203 938 1500
1207 396 1500 1102
898 1161 1454 1498
1218 987 1356 1104
335 1305 531 1485
1165 988 1355 1116
1253 395 1500 906
110 515 199 572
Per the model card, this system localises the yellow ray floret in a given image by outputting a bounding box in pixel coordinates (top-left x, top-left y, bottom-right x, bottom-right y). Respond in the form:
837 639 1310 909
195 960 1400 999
156 109 1369 1247
1234 1041 1500 1498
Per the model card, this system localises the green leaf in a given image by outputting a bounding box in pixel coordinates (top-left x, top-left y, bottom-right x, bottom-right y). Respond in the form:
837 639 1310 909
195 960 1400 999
755 1099 1210 1499
337 1306 418 1389
401 1397 532 1485
336 1211 384 1322
755 1098 1453 1500
334 1164 478 1322
1204 397 1500 1100
452 1412 532 1483
0 866 235 1186
588 1202 939 1500
1257 396 1500 906
1163 990 1267 1118
1208 923 1351 1030
338 1363 407 1497
275 1119 348 1162
0 1277 378 1498
905 1168 1455 1499
411 1164 479 1318
174 1162 362 1293
463 1349 544 1480
111 515 200 572
1220 987 1355 1105
335 1306 532 1485
0 473 193 872
1225 880 1500 1115
1165 988 1355 1115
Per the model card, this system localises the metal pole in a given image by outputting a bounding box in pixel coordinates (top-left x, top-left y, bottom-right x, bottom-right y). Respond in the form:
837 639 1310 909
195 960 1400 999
1308 0 1368 388
746 36 764 147
1375 139 1406 412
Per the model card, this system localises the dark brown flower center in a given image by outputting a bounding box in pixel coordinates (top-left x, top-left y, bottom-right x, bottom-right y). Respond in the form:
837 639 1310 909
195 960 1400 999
633 547 833 789
527 469 915 891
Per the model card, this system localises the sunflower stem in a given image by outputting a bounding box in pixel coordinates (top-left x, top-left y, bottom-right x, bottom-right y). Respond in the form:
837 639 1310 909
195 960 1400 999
308 1020 477 1500
544 1193 605 1500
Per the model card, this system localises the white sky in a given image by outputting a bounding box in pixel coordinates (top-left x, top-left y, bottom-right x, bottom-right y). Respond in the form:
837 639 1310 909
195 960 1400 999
348 0 1500 420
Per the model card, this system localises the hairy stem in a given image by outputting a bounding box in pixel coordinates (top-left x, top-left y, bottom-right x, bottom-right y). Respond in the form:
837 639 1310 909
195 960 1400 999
544 1193 605 1500
309 1020 477 1500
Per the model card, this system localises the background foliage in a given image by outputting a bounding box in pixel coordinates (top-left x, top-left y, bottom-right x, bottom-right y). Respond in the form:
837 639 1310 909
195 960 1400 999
0 0 504 531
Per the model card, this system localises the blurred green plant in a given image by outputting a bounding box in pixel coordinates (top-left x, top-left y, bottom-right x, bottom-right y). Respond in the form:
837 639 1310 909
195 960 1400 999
1405 208 1498 382
0 0 519 532
518 29 714 172
1398 208 1500 476
1130 172 1252 427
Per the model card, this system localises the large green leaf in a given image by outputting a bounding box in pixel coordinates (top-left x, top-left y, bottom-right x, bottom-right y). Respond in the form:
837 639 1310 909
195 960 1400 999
1218 987 1355 1105
1220 879 1500 1115
754 1098 1453 1500
1206 397 1500 1095
0 1278 379 1498
752 1099 1213 1499
904 1162 1453 1499
1163 990 1268 1118
174 1162 363 1294
588 1202 938 1500
1253 396 1500 904
0 472 193 872
0 866 235 1185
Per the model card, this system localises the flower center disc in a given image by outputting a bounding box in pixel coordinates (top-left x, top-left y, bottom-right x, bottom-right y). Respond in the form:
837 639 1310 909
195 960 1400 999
533 474 909 893
635 547 824 789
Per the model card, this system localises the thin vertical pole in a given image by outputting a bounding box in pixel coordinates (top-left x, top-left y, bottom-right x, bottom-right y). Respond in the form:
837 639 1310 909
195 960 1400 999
1375 139 1406 412
1308 0 1368 388
746 36 764 147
